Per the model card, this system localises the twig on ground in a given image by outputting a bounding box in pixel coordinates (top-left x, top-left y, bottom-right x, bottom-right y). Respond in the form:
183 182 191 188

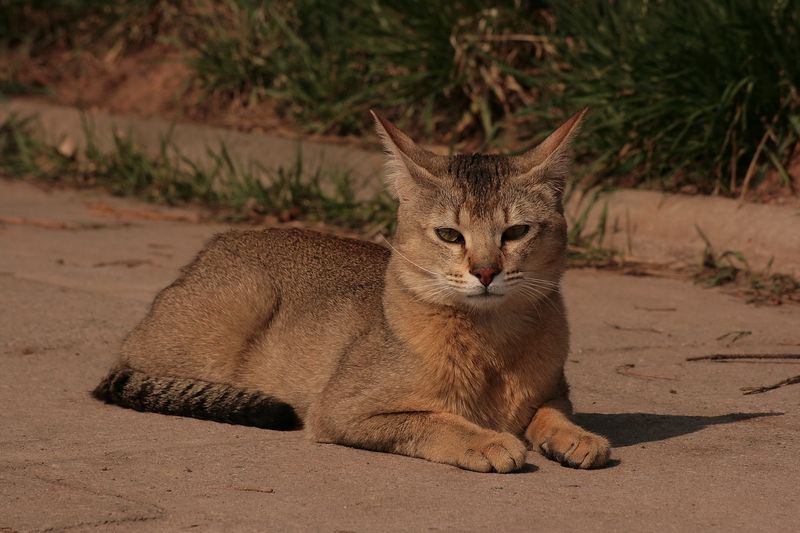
230 486 275 494
93 259 152 268
615 363 676 381
687 354 800 395
605 321 664 334
687 354 800 362
741 375 800 395
634 305 677 312
715 330 752 345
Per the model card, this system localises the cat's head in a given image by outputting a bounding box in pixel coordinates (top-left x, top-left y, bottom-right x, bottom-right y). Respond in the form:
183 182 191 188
374 109 585 311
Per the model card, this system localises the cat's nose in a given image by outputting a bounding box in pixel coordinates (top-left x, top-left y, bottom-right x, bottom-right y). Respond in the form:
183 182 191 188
470 265 501 287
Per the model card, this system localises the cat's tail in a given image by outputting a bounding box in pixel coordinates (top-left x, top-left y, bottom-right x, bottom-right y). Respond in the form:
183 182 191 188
92 366 301 430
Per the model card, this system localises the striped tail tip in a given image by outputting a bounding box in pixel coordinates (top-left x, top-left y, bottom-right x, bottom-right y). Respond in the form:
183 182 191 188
92 366 301 430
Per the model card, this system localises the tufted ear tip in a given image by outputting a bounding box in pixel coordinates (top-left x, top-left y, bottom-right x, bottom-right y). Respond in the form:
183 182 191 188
540 107 588 159
370 111 447 197
369 109 385 129
513 108 588 178
568 107 589 134
370 110 414 154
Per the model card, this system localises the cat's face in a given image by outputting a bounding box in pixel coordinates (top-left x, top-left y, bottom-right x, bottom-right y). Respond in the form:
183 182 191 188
394 168 567 310
374 110 584 311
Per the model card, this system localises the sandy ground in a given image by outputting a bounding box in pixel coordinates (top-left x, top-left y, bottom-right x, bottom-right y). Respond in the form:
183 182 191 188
1 179 799 532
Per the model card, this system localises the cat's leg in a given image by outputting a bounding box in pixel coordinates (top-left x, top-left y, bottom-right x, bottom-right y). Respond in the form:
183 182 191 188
315 411 528 473
525 396 611 469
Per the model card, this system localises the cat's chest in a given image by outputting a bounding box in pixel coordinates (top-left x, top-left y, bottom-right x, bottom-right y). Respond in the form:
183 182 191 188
414 328 562 433
392 301 568 433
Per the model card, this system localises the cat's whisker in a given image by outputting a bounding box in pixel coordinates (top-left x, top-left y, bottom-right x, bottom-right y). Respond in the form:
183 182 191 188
537 293 562 316
513 286 544 320
509 281 561 295
506 278 560 291
516 283 561 316
402 276 471 292
517 291 549 318
522 280 561 292
401 279 465 301
380 236 439 277
415 285 457 304
513 271 562 282
404 283 449 294
520 281 558 298
517 276 560 287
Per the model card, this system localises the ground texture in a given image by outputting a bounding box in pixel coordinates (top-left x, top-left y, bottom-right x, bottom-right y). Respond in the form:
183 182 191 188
1 179 798 532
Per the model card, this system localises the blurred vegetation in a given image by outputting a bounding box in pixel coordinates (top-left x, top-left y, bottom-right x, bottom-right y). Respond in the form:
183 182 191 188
186 0 553 141
0 113 396 232
550 0 800 195
0 0 178 52
1 0 799 197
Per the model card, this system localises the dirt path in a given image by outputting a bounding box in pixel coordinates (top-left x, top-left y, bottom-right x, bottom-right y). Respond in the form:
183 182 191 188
1 179 798 532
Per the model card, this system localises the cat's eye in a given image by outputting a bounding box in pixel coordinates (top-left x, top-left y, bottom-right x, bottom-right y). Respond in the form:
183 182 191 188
502 224 530 242
435 227 464 244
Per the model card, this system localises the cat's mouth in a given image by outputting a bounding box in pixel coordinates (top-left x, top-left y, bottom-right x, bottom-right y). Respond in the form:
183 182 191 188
467 291 503 299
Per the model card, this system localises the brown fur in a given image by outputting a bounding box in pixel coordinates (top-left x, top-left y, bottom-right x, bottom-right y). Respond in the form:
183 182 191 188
94 109 610 472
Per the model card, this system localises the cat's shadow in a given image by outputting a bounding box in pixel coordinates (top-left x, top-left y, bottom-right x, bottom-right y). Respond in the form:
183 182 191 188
573 411 783 448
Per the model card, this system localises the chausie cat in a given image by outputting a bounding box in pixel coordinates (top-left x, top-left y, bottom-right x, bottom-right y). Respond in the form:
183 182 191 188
93 109 611 472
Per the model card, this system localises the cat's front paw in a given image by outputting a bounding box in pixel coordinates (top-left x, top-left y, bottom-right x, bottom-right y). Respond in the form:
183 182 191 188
536 427 610 469
457 432 528 473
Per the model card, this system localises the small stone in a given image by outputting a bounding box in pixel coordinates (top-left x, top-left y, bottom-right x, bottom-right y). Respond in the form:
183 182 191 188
57 136 76 158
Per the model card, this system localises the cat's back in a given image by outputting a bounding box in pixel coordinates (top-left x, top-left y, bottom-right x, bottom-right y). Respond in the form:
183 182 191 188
190 227 390 298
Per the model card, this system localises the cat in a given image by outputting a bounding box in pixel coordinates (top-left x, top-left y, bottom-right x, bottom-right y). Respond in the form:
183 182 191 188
93 109 611 473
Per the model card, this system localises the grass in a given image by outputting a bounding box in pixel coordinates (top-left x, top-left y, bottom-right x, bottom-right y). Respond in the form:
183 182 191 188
694 226 800 305
543 0 800 196
0 113 397 233
130 0 800 196
563 187 618 268
187 0 551 141
2 1 798 197
562 193 800 306
0 0 179 53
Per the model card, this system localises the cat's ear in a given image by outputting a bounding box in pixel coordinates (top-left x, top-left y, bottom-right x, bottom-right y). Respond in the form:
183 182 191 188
511 108 587 193
370 110 446 199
